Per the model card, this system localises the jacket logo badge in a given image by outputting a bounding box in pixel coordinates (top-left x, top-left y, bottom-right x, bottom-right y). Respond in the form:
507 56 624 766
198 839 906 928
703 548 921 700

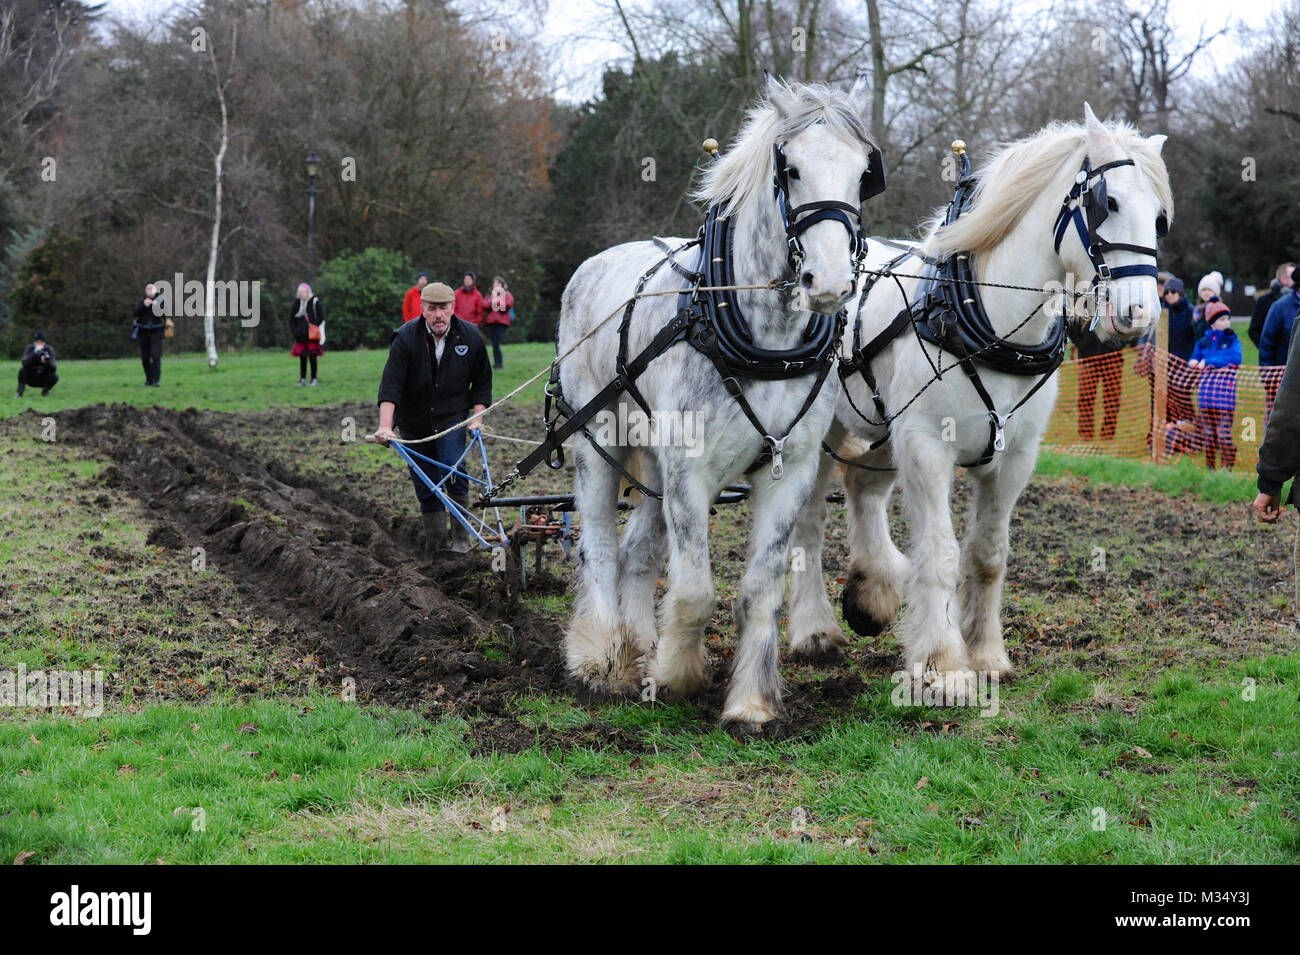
454 344 469 356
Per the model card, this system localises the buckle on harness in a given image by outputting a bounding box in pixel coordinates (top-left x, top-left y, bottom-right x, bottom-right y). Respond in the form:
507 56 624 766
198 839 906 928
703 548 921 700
766 435 786 480
991 413 1007 453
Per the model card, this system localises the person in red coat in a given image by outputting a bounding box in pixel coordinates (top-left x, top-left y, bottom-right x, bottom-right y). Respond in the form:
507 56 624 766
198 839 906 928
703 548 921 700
453 271 485 326
483 275 513 369
402 272 428 323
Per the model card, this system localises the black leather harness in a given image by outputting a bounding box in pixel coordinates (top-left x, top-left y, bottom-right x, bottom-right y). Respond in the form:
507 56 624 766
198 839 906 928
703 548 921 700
502 137 884 500
837 146 1159 469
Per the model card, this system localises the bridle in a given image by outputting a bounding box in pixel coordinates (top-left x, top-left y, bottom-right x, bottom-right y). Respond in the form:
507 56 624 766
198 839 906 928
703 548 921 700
772 141 886 278
1052 156 1166 306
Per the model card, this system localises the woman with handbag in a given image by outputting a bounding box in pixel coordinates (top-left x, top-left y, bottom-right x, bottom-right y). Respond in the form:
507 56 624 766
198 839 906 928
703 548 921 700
288 282 326 386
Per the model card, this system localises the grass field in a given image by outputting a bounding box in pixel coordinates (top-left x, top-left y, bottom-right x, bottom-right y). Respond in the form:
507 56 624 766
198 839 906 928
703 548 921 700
2 344 1297 864
2 342 557 419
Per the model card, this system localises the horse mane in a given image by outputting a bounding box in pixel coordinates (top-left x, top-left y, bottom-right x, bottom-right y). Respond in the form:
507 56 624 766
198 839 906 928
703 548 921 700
923 121 1174 258
692 78 875 217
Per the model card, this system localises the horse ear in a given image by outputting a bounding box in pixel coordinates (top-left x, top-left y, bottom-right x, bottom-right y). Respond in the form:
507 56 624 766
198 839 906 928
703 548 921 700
1147 133 1167 155
850 68 871 116
1083 102 1105 131
767 72 795 118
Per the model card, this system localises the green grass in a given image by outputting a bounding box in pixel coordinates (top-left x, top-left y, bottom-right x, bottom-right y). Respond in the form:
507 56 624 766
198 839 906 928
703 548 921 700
2 342 556 418
1036 449 1286 506
3 658 1296 863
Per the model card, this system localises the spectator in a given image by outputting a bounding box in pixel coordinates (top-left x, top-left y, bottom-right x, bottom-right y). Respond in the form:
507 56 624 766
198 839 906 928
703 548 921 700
1252 314 1300 524
1192 270 1224 340
1248 262 1294 348
17 331 58 398
483 275 513 370
374 281 492 557
288 282 326 386
1259 275 1300 368
454 271 485 327
402 272 429 324
1189 301 1242 470
132 282 166 387
1070 323 1125 441
1137 276 1197 428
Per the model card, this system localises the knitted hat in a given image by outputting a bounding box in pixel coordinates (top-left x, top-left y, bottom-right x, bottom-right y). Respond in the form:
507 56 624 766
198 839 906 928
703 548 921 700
1198 271 1224 297
1205 301 1231 323
1163 277 1185 296
416 271 428 281
33 330 45 342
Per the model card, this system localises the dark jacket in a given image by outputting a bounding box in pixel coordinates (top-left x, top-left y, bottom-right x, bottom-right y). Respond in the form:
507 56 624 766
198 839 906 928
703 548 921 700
133 297 165 332
1257 320 1300 498
1249 281 1283 348
288 296 326 343
1166 294 1196 360
1259 290 1300 368
20 343 57 381
1068 324 1126 358
377 316 492 437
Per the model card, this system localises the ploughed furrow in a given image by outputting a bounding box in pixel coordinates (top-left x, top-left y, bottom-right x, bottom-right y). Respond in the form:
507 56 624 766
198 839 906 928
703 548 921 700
57 403 566 715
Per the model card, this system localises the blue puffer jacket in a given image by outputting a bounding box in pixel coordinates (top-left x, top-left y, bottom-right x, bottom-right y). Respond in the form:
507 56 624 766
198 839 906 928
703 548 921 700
1191 326 1242 411
1259 289 1300 367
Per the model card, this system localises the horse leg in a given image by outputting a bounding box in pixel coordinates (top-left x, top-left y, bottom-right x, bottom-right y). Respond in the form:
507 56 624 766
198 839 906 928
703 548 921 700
650 478 715 699
618 491 666 660
787 451 848 660
840 463 909 638
959 453 1034 679
723 458 819 731
566 446 640 697
895 429 974 703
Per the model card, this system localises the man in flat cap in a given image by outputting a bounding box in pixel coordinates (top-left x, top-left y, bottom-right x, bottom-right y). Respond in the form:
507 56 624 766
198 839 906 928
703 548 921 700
375 281 492 556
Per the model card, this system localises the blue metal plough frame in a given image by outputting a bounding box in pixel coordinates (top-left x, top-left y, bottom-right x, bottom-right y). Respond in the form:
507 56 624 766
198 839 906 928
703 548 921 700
390 432 508 550
388 433 575 578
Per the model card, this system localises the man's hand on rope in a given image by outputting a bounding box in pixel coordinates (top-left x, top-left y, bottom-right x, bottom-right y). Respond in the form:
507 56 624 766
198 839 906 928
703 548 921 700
368 426 396 446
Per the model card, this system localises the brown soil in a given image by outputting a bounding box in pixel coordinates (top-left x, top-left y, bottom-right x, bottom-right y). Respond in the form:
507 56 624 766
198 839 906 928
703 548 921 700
16 399 1296 752
50 403 590 750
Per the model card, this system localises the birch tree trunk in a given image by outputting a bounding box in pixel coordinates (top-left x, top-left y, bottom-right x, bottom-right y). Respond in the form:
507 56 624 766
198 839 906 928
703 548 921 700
203 26 236 369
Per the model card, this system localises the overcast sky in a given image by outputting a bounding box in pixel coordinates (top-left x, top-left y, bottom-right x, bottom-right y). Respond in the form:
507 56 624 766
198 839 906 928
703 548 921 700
98 0 1282 103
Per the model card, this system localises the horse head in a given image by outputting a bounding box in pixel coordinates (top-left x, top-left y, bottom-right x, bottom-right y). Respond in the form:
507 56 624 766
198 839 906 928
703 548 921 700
697 73 884 316
1055 103 1171 341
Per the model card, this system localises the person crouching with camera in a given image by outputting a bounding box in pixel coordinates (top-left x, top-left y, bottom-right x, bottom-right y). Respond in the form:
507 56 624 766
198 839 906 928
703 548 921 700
17 331 58 398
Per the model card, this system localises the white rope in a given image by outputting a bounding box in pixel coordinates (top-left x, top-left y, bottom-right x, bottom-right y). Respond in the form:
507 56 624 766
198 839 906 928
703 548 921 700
480 431 546 446
366 280 786 446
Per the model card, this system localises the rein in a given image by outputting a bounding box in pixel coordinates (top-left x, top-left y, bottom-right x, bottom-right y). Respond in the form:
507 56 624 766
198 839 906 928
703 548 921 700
502 134 885 499
837 142 1152 471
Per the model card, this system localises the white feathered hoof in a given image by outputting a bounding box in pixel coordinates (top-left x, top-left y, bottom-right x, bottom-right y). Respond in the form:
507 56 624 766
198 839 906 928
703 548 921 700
649 641 710 700
968 646 1016 682
565 616 643 700
722 691 780 738
841 568 899 637
918 665 979 708
788 629 849 663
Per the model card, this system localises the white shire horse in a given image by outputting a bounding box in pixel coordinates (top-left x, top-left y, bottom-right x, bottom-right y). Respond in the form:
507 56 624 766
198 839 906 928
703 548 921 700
788 105 1172 699
556 76 883 730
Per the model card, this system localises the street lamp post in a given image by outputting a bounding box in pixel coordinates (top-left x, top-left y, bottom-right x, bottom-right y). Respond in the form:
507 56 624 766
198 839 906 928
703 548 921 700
305 150 320 282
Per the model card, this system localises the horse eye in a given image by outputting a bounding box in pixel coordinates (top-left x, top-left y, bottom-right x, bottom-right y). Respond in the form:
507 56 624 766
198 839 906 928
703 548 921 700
787 167 800 181
1107 196 1119 212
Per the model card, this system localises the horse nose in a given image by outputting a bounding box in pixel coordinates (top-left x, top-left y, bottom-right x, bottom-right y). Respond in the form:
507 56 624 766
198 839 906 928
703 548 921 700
800 271 854 303
1126 303 1150 330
